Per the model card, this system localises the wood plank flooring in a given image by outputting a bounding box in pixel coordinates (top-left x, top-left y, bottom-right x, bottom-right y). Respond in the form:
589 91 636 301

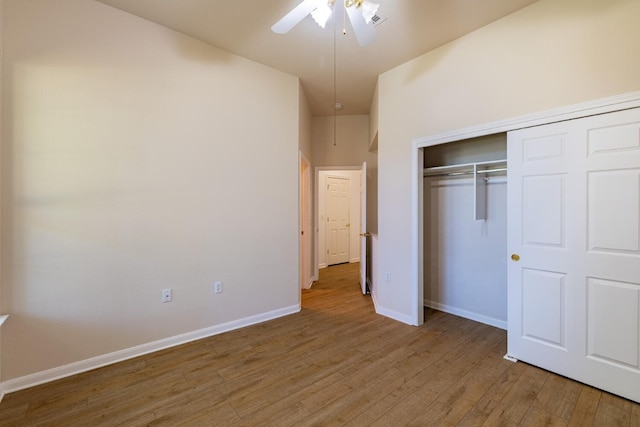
1 262 638 426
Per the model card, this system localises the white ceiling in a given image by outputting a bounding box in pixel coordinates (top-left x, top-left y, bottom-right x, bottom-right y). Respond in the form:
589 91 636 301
96 0 538 116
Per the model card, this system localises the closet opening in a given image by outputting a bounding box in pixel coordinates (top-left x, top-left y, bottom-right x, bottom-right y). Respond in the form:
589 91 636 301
422 133 508 329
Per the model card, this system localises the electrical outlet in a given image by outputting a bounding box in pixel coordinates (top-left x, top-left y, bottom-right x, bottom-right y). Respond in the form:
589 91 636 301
162 289 172 303
385 273 392 282
214 281 223 294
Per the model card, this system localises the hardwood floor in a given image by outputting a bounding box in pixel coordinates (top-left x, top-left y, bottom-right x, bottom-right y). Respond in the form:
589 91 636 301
1 262 638 426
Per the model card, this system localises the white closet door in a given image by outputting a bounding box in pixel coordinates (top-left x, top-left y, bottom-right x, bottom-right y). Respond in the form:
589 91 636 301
507 107 640 403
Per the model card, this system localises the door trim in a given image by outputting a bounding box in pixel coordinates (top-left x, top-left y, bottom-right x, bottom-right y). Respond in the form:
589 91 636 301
299 152 312 290
412 90 640 326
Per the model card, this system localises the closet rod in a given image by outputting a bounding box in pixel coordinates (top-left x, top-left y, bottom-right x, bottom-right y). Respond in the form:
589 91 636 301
477 167 507 174
423 167 507 178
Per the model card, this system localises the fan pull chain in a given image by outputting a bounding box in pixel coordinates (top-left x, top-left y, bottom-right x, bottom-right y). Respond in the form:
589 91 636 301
333 5 337 147
342 2 347 35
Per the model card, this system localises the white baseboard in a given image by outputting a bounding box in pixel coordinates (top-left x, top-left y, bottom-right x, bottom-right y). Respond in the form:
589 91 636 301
374 303 415 326
424 300 507 330
305 277 316 289
0 304 300 398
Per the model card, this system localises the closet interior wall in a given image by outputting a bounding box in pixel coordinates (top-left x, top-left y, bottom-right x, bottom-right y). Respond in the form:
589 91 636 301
423 134 508 329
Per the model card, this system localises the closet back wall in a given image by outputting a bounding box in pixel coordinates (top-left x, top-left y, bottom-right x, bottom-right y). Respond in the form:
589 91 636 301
424 135 507 329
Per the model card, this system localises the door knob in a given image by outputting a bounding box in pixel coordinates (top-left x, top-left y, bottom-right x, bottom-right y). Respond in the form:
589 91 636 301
360 232 371 237
511 254 520 261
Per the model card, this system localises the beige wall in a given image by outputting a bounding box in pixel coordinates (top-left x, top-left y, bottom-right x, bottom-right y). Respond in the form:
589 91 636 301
377 0 640 322
311 115 370 167
0 0 4 383
1 0 300 380
369 82 379 150
298 84 313 162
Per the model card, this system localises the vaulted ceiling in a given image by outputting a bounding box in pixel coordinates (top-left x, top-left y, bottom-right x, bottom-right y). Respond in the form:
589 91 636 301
96 0 539 116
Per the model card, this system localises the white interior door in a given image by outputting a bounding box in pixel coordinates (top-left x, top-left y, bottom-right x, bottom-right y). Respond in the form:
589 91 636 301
360 162 368 294
326 176 350 265
507 107 640 403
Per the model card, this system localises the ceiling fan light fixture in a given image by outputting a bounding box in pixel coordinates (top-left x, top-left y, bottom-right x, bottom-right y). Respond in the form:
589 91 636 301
359 1 379 24
272 0 378 46
310 1 333 28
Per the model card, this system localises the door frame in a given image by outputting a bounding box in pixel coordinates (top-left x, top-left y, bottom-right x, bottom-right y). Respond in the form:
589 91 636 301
411 90 640 327
314 166 363 279
299 152 313 290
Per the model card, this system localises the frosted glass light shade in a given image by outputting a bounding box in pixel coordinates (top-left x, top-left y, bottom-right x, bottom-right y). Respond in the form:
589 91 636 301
359 1 379 24
311 2 333 28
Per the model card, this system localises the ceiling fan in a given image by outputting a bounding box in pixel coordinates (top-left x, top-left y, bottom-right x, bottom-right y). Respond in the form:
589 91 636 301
271 0 380 46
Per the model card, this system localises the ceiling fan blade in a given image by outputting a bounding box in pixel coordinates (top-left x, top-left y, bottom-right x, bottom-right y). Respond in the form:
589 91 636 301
345 4 376 46
271 0 320 34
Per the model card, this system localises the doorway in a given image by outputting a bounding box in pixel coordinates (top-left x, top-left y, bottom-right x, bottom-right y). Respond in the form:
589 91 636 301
316 168 362 276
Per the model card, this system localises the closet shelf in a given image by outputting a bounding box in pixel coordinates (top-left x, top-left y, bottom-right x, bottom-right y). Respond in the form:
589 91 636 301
423 159 507 177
